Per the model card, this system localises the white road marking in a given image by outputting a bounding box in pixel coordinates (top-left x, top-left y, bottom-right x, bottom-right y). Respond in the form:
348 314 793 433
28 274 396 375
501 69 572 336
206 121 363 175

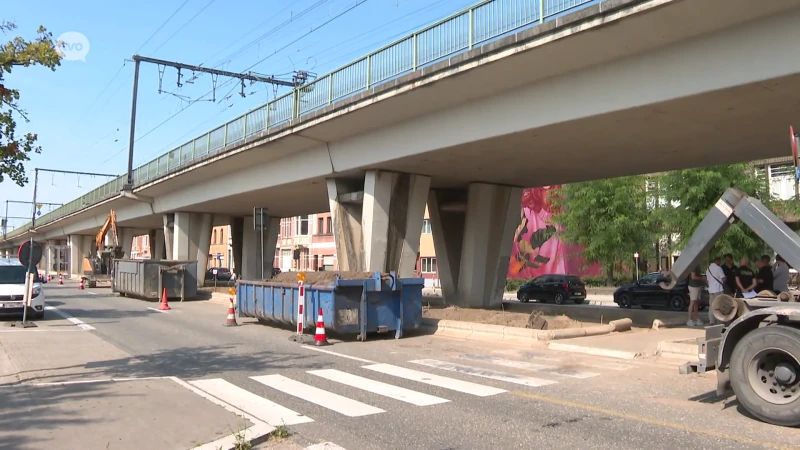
88 292 98 295
43 306 95 330
308 369 449 406
251 374 384 417
306 443 348 450
146 307 169 313
190 378 313 426
171 377 274 450
301 346 375 363
409 359 558 388
494 348 634 371
362 363 506 397
458 354 599 379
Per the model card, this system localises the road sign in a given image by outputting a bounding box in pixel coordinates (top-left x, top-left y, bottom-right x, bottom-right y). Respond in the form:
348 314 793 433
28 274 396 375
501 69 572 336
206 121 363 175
212 269 218 275
216 252 222 260
17 241 43 267
297 272 306 282
36 210 41 216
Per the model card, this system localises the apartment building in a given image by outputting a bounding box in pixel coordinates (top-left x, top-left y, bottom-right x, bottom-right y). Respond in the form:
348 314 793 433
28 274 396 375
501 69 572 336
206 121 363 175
275 213 336 272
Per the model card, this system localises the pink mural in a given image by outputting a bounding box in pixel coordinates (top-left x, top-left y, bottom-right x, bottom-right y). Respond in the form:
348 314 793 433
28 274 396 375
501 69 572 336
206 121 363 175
508 186 602 279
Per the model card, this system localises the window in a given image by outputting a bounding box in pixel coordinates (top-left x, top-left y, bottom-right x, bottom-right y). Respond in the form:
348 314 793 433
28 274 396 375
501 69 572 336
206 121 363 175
326 217 332 234
213 230 217 244
317 217 324 235
421 257 437 274
295 215 309 235
421 219 432 234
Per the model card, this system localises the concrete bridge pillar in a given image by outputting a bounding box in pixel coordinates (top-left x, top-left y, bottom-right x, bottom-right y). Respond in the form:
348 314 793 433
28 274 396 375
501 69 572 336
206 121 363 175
117 228 135 260
230 217 244 277
69 235 84 278
163 214 175 260
241 214 279 280
428 183 522 308
327 170 430 277
150 228 166 260
45 240 56 275
170 212 213 287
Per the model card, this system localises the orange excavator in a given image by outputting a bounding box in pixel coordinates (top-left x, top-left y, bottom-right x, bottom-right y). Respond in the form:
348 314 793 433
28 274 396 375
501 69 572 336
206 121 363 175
81 210 125 288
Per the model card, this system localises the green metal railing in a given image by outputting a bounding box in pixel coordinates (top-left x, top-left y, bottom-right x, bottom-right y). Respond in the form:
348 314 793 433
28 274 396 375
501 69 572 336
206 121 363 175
6 0 596 239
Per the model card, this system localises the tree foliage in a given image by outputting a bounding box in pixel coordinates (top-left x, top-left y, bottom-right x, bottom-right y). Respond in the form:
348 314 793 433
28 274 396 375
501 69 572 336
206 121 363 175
655 163 771 261
0 21 61 186
550 164 773 279
548 175 654 282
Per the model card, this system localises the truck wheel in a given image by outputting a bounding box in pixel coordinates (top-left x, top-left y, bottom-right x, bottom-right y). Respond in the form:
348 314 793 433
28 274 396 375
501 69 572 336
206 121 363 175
729 325 800 427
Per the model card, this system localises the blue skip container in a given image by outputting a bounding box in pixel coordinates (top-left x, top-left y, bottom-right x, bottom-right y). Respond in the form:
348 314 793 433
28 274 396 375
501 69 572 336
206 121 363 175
236 272 424 340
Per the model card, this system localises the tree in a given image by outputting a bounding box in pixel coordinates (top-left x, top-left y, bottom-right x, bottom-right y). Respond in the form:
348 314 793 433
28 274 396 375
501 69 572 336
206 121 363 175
655 163 771 262
0 22 61 186
549 175 656 283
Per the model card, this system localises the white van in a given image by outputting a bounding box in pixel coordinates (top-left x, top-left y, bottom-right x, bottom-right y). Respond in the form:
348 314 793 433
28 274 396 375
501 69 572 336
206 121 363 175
0 258 45 319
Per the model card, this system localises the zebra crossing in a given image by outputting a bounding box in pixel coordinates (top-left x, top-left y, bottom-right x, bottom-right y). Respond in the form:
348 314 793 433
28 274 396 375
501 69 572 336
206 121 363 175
186 351 636 432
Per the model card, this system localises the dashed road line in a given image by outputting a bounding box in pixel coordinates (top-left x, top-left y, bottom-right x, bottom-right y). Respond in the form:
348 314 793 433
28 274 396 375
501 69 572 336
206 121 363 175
251 374 385 417
301 346 375 363
410 359 557 388
362 363 506 397
308 369 450 406
43 305 95 330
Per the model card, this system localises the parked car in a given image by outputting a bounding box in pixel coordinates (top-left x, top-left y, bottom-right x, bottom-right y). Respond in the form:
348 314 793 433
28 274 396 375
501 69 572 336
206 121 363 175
205 267 233 282
516 274 587 305
613 272 708 311
0 257 45 320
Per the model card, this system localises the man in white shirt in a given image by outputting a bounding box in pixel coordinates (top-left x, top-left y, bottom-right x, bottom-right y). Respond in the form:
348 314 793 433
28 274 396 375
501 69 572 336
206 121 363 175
706 256 727 325
773 254 790 293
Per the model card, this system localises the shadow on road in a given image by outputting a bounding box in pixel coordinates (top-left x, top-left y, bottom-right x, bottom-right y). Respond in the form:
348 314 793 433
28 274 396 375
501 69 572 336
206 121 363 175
6 344 326 384
0 382 135 450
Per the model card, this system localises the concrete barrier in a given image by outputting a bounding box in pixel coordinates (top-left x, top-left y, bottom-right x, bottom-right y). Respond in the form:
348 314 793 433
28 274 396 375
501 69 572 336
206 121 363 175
421 317 633 345
498 302 685 328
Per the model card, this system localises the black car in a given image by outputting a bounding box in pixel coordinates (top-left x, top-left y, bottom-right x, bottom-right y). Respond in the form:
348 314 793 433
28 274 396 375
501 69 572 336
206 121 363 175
613 272 708 311
205 267 233 282
516 274 586 305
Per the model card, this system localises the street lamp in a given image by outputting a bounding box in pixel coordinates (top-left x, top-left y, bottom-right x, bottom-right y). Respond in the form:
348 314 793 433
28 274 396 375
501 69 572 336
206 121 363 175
633 252 640 280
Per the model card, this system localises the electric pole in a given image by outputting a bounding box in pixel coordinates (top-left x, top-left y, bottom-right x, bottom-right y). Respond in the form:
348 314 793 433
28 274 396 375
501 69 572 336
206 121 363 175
124 54 311 191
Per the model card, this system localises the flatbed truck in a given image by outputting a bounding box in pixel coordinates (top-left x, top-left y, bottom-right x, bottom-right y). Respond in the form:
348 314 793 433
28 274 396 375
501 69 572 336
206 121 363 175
660 187 800 427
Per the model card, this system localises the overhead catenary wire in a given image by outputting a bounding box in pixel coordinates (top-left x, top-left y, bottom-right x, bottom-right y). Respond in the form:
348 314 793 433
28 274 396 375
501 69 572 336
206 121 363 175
103 0 369 172
151 0 219 54
68 0 193 132
118 1 368 166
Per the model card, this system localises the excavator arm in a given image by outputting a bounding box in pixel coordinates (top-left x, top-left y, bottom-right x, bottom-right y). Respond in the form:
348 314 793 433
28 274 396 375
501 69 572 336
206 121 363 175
660 187 800 288
94 210 119 252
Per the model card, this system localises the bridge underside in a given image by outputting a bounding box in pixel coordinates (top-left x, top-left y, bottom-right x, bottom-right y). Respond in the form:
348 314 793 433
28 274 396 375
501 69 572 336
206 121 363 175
5 0 800 307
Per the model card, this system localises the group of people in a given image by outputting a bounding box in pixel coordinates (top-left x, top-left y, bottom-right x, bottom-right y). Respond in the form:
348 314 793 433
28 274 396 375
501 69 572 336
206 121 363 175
685 254 791 327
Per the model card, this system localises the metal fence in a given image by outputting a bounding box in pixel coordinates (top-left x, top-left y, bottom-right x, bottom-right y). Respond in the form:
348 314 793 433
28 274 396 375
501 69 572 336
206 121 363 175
6 0 595 239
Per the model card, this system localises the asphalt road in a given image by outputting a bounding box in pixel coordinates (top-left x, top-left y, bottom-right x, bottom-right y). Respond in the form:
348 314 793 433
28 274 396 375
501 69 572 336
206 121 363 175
15 282 800 450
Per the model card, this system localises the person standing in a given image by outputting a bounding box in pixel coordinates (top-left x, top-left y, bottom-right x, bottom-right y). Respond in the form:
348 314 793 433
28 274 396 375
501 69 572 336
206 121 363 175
687 265 706 327
706 256 727 325
736 257 757 297
773 254 790 293
755 255 774 293
722 253 737 295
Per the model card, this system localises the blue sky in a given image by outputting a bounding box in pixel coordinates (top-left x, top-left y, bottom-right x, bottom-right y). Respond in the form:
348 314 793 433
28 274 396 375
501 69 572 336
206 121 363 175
2 0 478 228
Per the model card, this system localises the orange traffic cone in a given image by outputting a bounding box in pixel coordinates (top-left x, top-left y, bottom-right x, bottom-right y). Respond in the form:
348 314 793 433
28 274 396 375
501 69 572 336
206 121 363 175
58 274 63 285
78 279 84 290
159 288 171 311
224 297 238 327
314 307 330 346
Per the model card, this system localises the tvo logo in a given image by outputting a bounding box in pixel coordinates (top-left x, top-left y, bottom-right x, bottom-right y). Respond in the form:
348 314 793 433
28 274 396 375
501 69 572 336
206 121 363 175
56 31 90 62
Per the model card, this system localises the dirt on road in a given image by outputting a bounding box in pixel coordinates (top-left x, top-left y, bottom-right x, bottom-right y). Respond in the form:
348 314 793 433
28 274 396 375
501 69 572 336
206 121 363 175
423 305 595 330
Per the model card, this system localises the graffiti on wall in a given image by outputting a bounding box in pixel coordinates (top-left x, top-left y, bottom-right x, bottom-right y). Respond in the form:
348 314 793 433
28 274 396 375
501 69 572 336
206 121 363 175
508 186 602 279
